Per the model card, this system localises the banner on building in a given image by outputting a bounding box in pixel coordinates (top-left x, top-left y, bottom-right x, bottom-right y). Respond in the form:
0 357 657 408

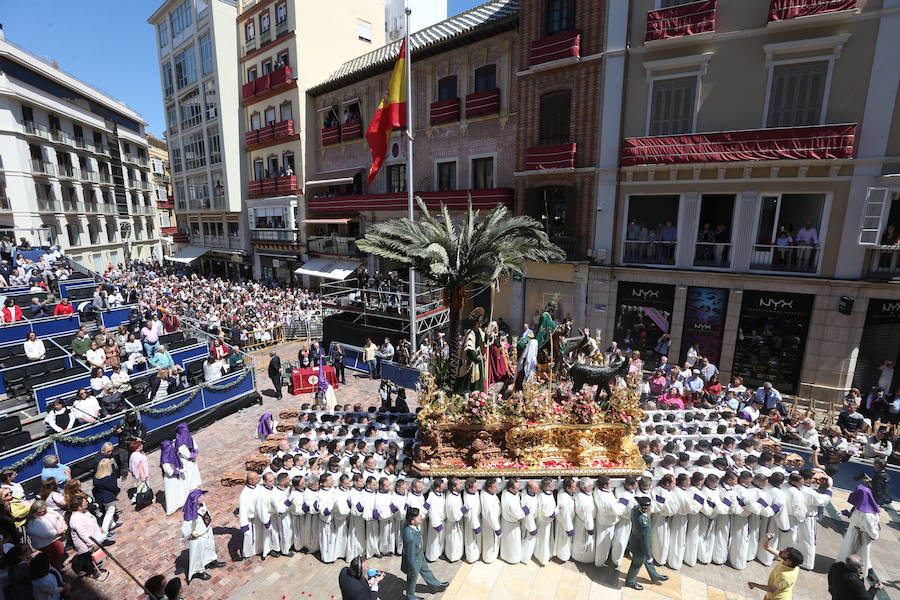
614 282 676 364
680 286 729 366
731 290 814 395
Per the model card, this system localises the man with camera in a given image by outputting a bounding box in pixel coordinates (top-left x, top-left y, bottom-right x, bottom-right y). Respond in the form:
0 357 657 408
338 555 384 600
113 411 147 480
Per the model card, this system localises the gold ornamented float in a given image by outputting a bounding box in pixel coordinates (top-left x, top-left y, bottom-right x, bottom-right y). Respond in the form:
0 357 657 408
414 369 645 477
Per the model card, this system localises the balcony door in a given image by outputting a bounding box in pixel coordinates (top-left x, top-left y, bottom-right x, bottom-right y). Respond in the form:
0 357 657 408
752 193 825 273
694 194 734 268
624 195 679 266
528 186 577 259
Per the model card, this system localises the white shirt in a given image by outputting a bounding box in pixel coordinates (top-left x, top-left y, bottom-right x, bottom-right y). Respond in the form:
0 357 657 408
73 395 101 421
203 359 225 382
24 339 46 360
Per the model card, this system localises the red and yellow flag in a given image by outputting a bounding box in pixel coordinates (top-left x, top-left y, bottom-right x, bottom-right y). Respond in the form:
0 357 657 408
366 38 407 185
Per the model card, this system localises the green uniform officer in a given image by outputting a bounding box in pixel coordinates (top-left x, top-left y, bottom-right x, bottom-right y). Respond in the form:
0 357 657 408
625 496 670 590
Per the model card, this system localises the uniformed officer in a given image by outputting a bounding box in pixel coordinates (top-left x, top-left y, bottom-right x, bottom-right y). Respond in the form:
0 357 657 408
625 496 670 590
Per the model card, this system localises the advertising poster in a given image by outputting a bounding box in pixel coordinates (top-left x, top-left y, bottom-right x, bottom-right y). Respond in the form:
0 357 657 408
680 286 729 365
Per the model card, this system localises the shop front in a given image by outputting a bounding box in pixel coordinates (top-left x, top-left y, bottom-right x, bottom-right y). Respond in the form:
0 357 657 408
258 253 300 284
731 290 814 395
613 281 676 365
851 298 900 393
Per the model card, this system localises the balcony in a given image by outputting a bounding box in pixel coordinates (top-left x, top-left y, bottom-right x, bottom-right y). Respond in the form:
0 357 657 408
525 143 577 170
321 125 341 146
260 29 271 45
341 120 363 141
242 38 257 56
57 165 80 180
750 244 820 273
31 160 55 175
242 80 256 100
646 0 717 43
82 170 99 183
0 195 10 211
623 241 677 266
37 198 61 212
430 98 460 125
23 121 50 139
255 73 271 95
865 248 900 280
308 235 363 257
621 123 857 166
248 175 299 198
62 199 83 213
252 229 302 244
173 232 190 243
83 202 98 213
768 0 857 22
307 188 515 213
245 120 297 149
242 66 294 104
275 19 288 37
74 137 95 152
693 242 732 268
99 172 112 185
161 226 179 235
529 30 581 67
50 129 74 146
465 88 500 119
157 198 174 209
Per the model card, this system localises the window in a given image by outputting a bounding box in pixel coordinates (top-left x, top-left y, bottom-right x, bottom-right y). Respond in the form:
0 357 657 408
280 102 293 122
162 62 174 96
247 67 258 82
199 34 213 75
207 127 221 164
276 2 287 23
165 104 178 134
158 21 169 49
254 207 287 228
752 193 825 272
262 60 273 75
693 194 735 268
245 21 255 41
267 156 279 176
624 195 680 265
766 61 828 128
648 76 697 136
260 12 270 32
538 90 571 145
197 0 208 18
254 160 264 180
179 90 203 129
169 0 193 38
357 19 373 42
474 65 496 93
265 107 276 125
250 113 261 130
387 164 406 193
204 79 218 119
545 0 575 35
437 161 456 191
174 45 197 89
276 51 290 67
283 152 295 173
183 132 206 170
437 76 457 101
65 223 79 246
472 157 494 189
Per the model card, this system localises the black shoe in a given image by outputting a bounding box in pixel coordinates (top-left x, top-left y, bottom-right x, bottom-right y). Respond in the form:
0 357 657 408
654 575 669 583
194 572 212 581
206 561 226 569
282 551 294 558
236 556 244 562
437 581 450 589
626 583 643 590
102 540 116 546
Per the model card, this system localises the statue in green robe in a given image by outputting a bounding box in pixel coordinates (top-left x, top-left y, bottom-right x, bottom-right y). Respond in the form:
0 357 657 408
455 320 486 394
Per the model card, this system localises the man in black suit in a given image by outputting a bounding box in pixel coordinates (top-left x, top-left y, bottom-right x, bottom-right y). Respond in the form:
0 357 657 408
401 508 448 600
872 459 892 506
267 352 283 400
338 556 382 600
828 555 882 599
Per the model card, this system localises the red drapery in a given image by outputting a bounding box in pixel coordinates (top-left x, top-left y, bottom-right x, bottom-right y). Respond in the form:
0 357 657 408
768 0 857 21
307 188 515 213
291 367 339 394
646 0 717 42
621 124 857 166
529 30 581 67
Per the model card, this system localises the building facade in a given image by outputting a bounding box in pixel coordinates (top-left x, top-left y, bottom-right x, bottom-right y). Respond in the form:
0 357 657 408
147 133 182 255
384 0 447 42
149 0 248 279
0 29 161 270
580 0 900 402
237 0 386 281
300 0 519 286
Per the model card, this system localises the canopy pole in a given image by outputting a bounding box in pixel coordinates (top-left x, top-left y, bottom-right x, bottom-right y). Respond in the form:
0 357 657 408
405 3 417 352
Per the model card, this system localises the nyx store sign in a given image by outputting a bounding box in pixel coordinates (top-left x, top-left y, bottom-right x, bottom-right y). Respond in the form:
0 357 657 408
616 282 675 309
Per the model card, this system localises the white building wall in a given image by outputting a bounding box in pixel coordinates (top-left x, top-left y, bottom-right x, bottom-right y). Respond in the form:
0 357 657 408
384 0 447 41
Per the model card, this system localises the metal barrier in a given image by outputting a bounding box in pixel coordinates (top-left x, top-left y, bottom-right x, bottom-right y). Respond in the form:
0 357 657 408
337 342 421 389
0 314 81 345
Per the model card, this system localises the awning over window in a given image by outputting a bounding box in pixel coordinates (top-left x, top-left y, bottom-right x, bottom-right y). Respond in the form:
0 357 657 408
164 246 209 264
294 258 361 280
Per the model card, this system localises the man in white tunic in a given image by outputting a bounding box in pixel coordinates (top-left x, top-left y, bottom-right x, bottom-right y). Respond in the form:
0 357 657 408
392 478 409 555
610 476 637 568
499 478 527 563
796 469 833 570
712 471 739 565
271 473 295 557
728 471 754 569
332 474 352 560
697 474 722 564
375 477 396 556
238 472 262 561
571 478 596 563
424 478 447 562
534 478 557 566
667 473 701 569
479 477 502 563
444 477 465 562
554 477 577 562
180 490 224 582
650 474 677 565
741 473 774 568
303 477 321 554
317 473 339 562
759 472 790 566
160 441 188 515
288 476 308 552
256 473 280 558
347 474 366 559
835 482 881 577
359 475 380 558
520 480 540 564
175 423 202 492
462 477 482 563
593 475 624 567
682 472 707 567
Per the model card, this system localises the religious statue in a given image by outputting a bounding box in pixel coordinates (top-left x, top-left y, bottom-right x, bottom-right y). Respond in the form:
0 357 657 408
454 315 486 394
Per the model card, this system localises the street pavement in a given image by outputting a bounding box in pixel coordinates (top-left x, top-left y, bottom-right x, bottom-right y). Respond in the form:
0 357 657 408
65 340 898 600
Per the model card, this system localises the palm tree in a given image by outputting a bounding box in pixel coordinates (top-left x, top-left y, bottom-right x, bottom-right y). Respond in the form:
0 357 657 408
356 197 565 387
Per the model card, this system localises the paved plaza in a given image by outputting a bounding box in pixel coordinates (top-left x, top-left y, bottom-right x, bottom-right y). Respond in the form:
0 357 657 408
66 341 899 600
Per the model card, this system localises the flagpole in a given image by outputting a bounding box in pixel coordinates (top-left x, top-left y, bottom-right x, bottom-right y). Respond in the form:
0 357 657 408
404 4 417 352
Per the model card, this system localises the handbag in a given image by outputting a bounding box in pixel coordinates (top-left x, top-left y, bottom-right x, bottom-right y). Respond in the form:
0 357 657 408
135 481 154 508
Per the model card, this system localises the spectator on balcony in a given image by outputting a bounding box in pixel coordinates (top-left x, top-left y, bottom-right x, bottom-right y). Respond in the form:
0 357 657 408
2 298 23 323
104 338 121 370
28 297 49 318
24 332 47 362
70 328 90 358
714 224 730 264
108 288 124 306
86 341 106 370
211 337 229 361
795 221 819 268
92 288 110 311
658 220 677 259
0 236 12 263
17 238 30 250
880 224 899 246
697 223 715 262
52 297 74 316
124 333 145 367
141 319 160 357
90 368 112 395
163 311 180 333
72 389 101 425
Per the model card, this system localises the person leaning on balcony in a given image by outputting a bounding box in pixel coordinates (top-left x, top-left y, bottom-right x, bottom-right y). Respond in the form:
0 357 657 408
795 221 819 267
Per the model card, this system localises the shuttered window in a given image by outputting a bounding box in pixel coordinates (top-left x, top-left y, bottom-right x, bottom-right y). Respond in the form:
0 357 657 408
649 76 696 136
766 61 827 128
539 90 571 145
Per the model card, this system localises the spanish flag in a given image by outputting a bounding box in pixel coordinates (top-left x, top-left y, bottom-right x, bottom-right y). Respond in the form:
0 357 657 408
366 38 407 185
